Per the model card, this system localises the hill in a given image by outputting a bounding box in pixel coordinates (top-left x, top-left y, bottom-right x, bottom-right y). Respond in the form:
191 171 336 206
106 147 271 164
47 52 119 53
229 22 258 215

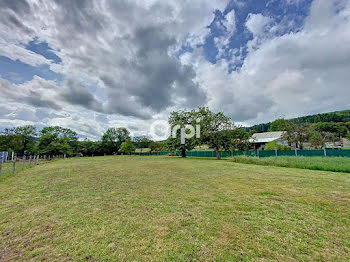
247 110 350 132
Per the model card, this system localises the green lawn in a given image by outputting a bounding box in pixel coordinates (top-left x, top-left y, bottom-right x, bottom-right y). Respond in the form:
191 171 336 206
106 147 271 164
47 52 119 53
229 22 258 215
230 156 350 173
0 156 349 261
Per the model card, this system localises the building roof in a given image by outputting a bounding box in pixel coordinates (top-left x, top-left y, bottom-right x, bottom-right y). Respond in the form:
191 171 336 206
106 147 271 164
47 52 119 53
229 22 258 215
250 131 286 143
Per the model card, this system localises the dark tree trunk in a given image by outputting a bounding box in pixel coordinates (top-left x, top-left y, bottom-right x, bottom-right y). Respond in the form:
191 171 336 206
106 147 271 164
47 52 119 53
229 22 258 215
181 147 186 158
215 148 220 160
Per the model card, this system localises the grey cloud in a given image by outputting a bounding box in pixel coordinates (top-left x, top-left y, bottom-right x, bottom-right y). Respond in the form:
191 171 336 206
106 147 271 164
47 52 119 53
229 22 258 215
24 90 62 111
1 0 209 119
0 0 31 14
59 80 103 112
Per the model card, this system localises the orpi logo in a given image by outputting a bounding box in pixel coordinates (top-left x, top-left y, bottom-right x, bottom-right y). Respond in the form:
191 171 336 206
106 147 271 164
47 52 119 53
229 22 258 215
149 119 201 144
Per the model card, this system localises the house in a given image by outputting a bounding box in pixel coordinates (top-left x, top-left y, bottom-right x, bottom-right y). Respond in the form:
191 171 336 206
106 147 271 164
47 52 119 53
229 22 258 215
249 131 287 150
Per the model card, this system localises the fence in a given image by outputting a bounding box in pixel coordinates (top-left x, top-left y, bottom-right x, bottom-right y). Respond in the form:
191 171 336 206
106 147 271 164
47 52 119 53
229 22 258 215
133 149 350 158
0 155 66 178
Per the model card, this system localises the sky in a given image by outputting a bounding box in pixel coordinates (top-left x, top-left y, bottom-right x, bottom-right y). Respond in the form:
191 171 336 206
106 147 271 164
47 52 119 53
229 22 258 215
0 0 350 140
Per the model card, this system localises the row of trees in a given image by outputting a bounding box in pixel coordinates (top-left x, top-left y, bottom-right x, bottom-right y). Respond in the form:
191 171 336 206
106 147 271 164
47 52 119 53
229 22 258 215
248 110 350 133
0 108 251 159
0 126 136 157
3 108 345 159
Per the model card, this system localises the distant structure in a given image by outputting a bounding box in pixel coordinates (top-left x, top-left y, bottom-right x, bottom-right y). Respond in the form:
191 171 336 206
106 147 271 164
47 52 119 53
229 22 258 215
0 152 8 163
249 131 287 150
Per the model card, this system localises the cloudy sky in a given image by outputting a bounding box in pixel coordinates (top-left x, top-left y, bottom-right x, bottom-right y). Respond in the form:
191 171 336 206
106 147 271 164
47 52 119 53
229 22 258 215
0 0 349 139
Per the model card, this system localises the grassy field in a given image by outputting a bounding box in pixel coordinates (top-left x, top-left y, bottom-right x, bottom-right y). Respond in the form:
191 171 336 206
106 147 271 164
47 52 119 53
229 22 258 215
0 156 349 261
230 156 350 173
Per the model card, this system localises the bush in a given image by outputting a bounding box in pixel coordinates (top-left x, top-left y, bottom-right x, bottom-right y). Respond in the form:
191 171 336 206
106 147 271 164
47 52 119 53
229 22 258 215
264 141 291 150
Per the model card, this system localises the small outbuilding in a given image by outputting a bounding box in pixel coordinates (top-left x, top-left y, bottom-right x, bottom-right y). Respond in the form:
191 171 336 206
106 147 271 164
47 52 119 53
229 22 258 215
249 131 287 150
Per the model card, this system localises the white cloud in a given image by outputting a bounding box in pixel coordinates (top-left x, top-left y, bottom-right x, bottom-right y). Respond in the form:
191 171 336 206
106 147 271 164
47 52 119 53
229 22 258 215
184 0 350 125
1 0 350 138
246 13 273 36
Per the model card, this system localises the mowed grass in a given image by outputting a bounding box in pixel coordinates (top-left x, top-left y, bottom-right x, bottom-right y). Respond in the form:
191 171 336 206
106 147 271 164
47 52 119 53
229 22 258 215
0 156 349 261
230 156 350 173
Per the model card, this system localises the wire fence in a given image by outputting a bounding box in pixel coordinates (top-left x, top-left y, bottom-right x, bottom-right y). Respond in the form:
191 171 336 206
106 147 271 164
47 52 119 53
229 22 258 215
0 155 65 179
133 149 350 158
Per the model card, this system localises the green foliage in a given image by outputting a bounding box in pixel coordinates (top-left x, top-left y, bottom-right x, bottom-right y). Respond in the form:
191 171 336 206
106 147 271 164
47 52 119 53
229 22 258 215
269 118 291 132
168 109 200 152
150 141 166 152
248 110 350 133
223 128 251 151
264 140 291 150
133 136 152 152
37 126 78 156
308 127 335 149
196 107 234 159
283 122 310 149
0 125 37 154
77 140 102 156
101 128 130 154
311 122 348 137
119 138 136 154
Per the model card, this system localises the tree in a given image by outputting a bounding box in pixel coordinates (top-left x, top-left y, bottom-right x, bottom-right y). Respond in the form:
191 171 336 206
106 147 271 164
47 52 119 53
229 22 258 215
283 122 310 149
37 126 78 156
227 128 251 151
196 107 234 160
168 109 200 157
101 128 130 154
77 139 102 156
119 138 136 155
133 136 151 153
308 128 335 149
150 141 166 153
269 118 291 132
0 125 37 154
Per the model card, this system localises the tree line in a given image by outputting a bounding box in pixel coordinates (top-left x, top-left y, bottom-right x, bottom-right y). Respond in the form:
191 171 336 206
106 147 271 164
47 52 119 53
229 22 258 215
0 108 253 159
248 110 350 132
1 108 348 160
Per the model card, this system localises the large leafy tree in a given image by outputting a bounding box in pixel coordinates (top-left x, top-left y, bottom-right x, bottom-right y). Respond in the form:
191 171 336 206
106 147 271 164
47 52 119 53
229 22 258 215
37 126 78 156
196 107 234 160
77 139 102 156
0 125 37 154
283 122 310 149
101 128 130 154
269 118 291 132
168 109 201 157
308 128 335 149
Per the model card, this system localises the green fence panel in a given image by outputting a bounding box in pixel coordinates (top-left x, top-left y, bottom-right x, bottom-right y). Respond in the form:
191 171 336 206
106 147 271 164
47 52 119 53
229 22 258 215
277 150 296 156
133 149 350 158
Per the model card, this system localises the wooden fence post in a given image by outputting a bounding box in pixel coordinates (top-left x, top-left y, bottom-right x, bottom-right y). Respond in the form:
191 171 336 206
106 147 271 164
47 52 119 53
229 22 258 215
22 155 26 169
29 155 32 166
275 148 278 157
295 148 298 156
324 148 327 157
0 157 2 176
